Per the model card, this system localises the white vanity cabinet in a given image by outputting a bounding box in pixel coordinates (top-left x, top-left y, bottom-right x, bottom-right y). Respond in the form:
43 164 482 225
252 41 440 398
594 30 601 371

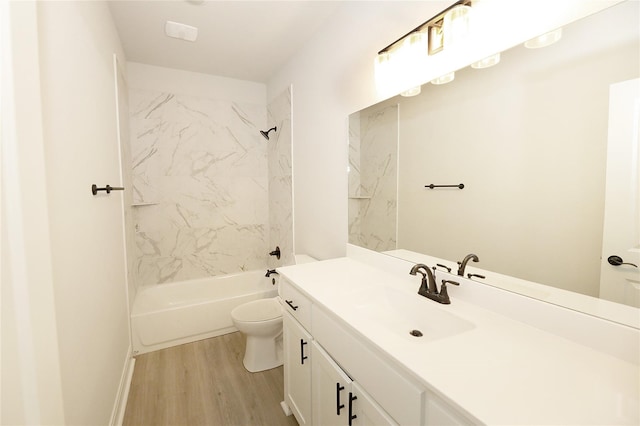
281 278 316 425
312 341 398 426
281 276 474 426
283 310 313 425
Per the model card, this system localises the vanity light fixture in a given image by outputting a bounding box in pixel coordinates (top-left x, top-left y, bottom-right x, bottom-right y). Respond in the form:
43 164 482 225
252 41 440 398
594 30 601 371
376 0 473 57
375 0 473 94
431 72 455 85
471 52 501 69
442 3 472 48
524 28 562 49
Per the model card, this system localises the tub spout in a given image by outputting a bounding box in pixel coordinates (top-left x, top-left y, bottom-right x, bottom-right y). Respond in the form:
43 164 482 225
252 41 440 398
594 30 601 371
265 269 279 277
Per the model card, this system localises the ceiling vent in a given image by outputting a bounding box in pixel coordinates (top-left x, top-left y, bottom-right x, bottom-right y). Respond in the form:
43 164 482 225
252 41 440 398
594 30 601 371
165 21 198 42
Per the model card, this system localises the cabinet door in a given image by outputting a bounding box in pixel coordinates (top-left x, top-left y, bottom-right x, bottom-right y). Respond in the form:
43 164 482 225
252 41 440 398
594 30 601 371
284 312 312 425
312 341 353 426
351 382 398 426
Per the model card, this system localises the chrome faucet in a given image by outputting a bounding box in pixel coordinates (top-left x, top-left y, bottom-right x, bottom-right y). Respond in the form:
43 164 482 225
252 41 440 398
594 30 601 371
409 264 459 304
457 253 479 276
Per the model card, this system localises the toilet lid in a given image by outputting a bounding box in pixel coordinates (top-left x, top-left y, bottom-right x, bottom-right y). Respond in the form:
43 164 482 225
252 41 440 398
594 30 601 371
231 298 282 322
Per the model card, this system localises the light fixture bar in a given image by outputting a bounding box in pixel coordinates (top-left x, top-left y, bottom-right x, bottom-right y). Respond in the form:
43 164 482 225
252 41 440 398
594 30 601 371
377 0 472 54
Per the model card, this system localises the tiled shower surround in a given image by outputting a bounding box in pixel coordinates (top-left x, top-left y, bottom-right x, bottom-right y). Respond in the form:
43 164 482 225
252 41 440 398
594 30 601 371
129 87 290 286
267 89 294 269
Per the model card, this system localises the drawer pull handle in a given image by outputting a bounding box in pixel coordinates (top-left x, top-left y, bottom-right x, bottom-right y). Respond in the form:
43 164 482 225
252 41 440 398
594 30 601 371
285 300 298 311
336 383 345 415
300 339 308 365
348 392 357 425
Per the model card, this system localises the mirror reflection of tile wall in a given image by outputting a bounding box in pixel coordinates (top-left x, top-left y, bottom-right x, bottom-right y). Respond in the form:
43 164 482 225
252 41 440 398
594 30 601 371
348 103 398 252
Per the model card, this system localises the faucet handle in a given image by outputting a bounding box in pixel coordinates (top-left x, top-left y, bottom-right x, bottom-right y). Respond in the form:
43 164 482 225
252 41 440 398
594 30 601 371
440 279 460 295
467 273 486 280
435 263 452 273
437 280 460 304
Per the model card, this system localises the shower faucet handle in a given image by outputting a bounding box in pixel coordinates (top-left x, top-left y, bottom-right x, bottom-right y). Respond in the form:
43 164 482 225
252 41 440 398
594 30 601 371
269 246 281 260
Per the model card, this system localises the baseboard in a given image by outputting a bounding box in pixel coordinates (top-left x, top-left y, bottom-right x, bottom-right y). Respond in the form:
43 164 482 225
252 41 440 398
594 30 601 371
280 401 292 416
110 346 136 426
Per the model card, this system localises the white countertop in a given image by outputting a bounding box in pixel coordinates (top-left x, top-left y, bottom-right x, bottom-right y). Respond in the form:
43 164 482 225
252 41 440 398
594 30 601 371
278 257 640 425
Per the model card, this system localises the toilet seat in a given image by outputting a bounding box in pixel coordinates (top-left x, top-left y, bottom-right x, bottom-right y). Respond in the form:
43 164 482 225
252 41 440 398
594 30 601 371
231 298 281 322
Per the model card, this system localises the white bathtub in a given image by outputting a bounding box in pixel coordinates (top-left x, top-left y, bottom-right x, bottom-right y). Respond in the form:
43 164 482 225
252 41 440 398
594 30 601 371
131 270 278 355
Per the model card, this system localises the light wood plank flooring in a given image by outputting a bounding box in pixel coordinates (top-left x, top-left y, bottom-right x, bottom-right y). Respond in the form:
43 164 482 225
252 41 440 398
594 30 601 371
123 332 298 426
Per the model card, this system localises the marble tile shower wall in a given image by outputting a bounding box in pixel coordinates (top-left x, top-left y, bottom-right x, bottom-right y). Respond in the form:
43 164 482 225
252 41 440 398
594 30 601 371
267 88 294 269
129 89 268 285
348 104 398 252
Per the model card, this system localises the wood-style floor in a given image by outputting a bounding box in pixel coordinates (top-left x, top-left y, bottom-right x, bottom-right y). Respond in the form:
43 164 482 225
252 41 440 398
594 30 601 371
123 332 299 426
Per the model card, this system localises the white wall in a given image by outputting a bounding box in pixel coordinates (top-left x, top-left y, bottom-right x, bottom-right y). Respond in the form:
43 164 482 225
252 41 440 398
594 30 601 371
36 2 131 424
267 0 623 261
1 1 65 423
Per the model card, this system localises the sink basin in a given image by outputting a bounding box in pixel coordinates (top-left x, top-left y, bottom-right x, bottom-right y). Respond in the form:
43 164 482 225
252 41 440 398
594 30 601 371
352 286 475 342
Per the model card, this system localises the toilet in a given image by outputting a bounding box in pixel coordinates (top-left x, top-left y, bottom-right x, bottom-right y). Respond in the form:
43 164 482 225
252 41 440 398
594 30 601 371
231 254 317 372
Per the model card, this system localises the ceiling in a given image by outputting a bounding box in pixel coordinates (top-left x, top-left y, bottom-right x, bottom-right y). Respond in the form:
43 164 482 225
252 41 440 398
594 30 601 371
108 1 343 83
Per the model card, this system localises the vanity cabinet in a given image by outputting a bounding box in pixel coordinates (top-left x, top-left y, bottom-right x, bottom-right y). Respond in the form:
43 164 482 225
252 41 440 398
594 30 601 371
283 312 312 425
281 277 472 426
312 341 397 426
282 280 314 425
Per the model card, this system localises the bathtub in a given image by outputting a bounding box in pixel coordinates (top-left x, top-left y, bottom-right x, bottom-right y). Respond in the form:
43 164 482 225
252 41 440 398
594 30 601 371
131 270 278 355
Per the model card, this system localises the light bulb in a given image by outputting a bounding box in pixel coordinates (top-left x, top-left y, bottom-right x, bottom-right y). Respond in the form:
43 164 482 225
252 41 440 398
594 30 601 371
471 53 501 69
431 72 455 85
525 28 562 49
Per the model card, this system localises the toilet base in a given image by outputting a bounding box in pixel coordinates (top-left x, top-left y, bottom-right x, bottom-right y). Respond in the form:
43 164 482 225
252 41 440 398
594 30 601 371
242 334 283 372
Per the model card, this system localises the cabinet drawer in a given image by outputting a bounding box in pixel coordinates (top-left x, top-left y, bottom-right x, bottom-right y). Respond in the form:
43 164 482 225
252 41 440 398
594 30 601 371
313 306 424 426
280 279 312 331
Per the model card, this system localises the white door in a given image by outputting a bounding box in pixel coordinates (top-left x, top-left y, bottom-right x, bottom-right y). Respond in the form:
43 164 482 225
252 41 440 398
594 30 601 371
312 341 352 426
599 78 640 307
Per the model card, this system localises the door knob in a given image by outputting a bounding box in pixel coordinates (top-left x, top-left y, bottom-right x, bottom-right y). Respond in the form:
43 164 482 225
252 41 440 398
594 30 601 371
607 255 638 268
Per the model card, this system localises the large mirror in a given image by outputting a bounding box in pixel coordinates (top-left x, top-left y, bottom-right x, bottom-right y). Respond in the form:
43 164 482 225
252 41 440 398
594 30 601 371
348 1 639 312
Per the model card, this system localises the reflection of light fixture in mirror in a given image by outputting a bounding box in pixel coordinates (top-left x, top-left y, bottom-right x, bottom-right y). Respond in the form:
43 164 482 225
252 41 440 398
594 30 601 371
443 4 472 47
524 28 562 49
401 86 422 97
471 52 501 69
431 72 455 85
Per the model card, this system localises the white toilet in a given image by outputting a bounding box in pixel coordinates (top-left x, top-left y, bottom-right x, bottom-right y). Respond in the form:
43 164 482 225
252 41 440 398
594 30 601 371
231 297 283 372
231 254 317 372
